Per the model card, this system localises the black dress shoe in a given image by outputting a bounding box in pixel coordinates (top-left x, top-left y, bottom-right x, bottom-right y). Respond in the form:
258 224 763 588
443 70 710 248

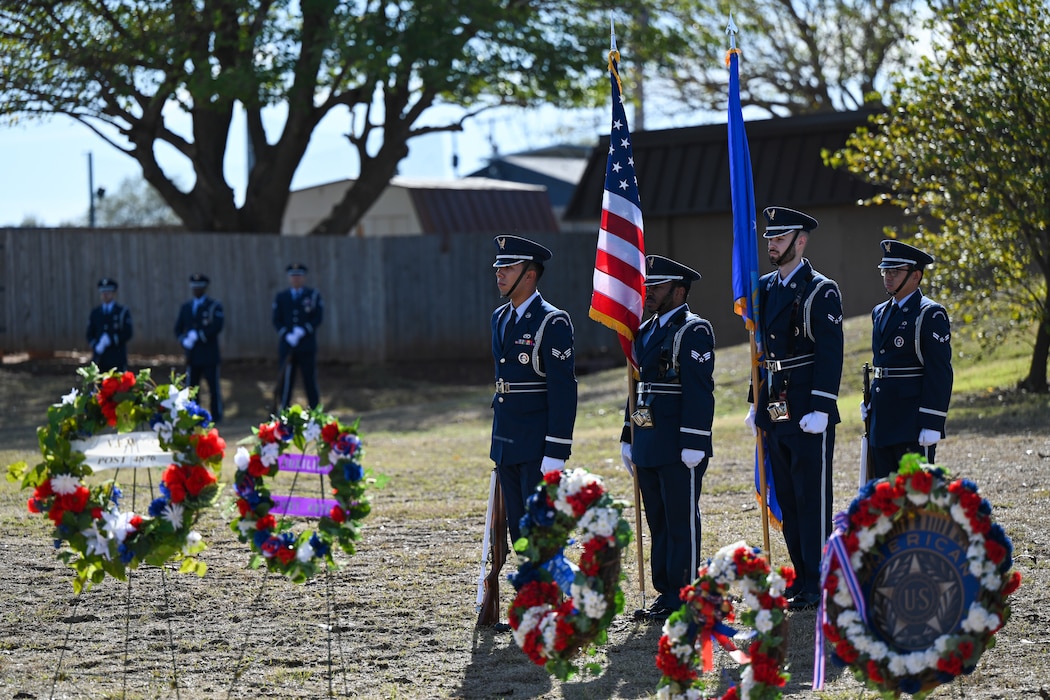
491 622 512 633
787 592 820 611
647 605 674 622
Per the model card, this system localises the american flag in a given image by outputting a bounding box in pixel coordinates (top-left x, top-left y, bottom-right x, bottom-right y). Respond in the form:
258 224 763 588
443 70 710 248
588 50 645 368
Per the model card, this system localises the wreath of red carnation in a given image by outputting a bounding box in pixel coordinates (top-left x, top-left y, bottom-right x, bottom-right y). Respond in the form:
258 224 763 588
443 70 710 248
656 542 794 700
816 455 1021 698
8 365 223 593
229 405 374 583
507 468 632 680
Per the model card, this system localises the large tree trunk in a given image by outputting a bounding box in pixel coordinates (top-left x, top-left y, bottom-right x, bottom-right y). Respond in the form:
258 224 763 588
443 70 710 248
1019 287 1050 393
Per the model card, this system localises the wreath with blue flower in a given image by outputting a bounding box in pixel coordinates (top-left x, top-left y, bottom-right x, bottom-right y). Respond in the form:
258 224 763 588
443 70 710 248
817 454 1022 698
507 468 632 680
655 542 794 700
229 405 374 583
7 365 224 593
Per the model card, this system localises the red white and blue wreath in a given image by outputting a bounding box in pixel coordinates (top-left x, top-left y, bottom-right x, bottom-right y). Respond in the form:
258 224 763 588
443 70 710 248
655 542 794 700
507 468 632 680
9 365 224 593
816 454 1022 698
230 405 373 583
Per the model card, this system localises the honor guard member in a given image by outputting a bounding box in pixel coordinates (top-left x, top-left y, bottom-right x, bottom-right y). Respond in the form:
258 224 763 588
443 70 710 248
619 255 715 622
175 273 225 423
745 206 843 610
863 240 952 479
86 277 133 371
490 235 578 545
273 263 324 409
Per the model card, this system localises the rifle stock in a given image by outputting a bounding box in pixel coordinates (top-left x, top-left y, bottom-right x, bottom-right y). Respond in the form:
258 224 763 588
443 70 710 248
860 362 874 484
476 476 508 628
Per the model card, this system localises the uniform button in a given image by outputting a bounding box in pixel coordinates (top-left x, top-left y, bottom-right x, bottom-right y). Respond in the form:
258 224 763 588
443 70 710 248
499 358 505 364
875 387 881 393
770 333 776 340
498 397 504 403
769 351 776 358
879 349 885 354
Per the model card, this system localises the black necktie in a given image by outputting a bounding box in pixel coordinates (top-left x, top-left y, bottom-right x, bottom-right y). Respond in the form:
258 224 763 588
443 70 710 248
880 302 898 333
644 319 661 346
503 310 517 345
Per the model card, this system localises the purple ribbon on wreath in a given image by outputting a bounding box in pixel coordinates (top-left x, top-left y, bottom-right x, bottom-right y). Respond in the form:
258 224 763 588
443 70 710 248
814 510 870 690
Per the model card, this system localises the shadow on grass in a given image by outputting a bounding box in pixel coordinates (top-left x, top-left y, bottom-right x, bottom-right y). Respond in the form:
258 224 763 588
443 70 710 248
949 389 1050 435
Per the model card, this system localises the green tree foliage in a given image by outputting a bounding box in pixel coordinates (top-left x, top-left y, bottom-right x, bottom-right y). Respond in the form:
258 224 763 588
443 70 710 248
827 0 1050 392
639 0 925 117
0 1 669 234
96 177 183 228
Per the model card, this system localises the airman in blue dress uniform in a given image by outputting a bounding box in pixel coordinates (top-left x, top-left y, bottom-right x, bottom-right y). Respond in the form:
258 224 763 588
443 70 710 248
745 206 843 610
175 273 224 423
489 236 577 545
864 240 952 479
86 277 133 371
619 255 715 621
273 263 324 409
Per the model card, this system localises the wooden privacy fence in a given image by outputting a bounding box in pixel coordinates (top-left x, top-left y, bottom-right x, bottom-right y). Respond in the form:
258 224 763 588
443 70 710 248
2 228 644 363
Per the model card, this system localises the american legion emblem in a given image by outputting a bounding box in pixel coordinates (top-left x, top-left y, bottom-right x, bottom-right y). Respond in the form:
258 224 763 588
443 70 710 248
814 455 1021 697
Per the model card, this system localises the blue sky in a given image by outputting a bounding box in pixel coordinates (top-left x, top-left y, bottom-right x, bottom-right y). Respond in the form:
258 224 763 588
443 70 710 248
0 102 611 228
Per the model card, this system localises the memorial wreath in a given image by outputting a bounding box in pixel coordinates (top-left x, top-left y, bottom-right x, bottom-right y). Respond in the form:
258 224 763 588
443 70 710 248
230 405 372 583
10 365 223 593
656 542 794 700
508 468 631 680
817 454 1022 698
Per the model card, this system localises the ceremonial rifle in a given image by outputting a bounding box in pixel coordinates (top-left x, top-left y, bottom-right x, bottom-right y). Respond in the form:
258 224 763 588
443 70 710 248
860 362 874 486
476 469 507 628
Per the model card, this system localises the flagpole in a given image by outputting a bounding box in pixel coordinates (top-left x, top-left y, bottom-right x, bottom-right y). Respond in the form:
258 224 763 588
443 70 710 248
726 14 771 559
626 363 647 616
750 332 771 555
612 15 648 616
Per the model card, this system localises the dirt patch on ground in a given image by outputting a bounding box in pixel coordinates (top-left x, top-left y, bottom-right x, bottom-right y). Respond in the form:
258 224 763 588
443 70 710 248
0 356 1048 699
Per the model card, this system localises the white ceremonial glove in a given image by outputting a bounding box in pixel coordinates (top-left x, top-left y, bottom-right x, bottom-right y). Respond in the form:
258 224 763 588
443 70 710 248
859 401 870 422
681 448 706 469
292 325 306 341
918 429 941 447
94 334 111 354
284 332 300 347
540 456 565 475
620 442 635 477
744 404 757 436
799 411 829 434
182 329 198 350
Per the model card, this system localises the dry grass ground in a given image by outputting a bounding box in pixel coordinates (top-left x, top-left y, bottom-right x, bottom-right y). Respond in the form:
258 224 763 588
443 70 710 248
1 317 1048 699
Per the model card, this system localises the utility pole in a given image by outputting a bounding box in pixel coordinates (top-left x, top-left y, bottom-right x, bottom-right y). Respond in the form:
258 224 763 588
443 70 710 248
88 152 96 228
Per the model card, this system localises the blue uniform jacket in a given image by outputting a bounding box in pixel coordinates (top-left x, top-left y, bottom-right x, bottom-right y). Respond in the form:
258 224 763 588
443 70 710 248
870 290 953 445
272 287 324 354
174 296 224 366
752 259 844 433
86 303 133 371
490 294 577 465
620 307 716 467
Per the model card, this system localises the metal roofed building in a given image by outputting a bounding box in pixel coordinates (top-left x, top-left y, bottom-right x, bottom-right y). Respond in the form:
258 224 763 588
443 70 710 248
467 145 595 232
282 176 560 240
564 109 906 344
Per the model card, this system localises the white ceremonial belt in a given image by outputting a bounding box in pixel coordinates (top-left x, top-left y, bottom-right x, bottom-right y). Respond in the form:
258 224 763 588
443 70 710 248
764 354 815 372
494 380 547 394
873 366 924 379
637 381 682 397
